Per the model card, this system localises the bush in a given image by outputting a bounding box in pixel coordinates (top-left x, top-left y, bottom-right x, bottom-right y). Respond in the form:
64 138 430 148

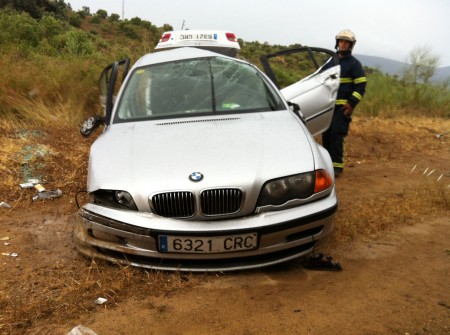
109 13 120 22
130 17 142 26
68 12 82 28
90 15 101 24
41 15 65 39
60 30 95 56
0 10 41 48
119 22 140 40
96 9 107 19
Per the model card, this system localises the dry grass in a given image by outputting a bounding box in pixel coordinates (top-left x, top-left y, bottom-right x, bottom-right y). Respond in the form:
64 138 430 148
1 95 87 128
0 258 201 334
334 179 450 241
332 115 450 241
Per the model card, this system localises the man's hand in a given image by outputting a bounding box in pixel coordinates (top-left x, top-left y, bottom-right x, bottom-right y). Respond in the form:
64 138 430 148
342 103 353 116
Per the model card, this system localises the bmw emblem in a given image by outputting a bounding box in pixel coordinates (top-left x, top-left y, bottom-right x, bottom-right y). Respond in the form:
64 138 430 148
189 172 203 182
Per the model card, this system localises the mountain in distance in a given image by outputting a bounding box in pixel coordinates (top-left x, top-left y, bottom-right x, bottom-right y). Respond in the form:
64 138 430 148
354 54 450 83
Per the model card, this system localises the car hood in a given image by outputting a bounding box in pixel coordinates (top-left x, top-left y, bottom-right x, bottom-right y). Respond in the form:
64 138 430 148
88 111 315 199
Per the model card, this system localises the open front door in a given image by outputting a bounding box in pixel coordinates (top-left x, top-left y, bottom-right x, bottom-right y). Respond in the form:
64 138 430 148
260 47 340 136
81 58 131 137
98 58 131 125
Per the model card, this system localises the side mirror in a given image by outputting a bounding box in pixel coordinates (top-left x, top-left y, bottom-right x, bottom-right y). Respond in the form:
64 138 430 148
288 101 306 124
80 116 104 137
288 101 300 112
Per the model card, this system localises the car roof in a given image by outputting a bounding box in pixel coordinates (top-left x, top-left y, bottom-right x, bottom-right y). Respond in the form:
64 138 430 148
155 30 240 57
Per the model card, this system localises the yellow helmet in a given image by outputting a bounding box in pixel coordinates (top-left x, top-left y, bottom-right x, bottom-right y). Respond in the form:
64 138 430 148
335 29 356 50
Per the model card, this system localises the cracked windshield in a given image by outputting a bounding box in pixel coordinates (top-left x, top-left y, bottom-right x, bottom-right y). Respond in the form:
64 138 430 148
115 57 284 122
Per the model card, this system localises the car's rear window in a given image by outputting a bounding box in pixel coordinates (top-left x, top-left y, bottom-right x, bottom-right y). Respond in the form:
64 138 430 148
113 57 285 122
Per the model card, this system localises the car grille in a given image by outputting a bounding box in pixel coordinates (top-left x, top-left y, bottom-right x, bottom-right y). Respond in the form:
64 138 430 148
152 192 195 218
201 189 242 216
151 189 242 218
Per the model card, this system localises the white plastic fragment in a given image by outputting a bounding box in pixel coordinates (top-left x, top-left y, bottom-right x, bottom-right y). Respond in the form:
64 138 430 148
410 164 417 173
20 179 41 189
94 297 107 305
67 325 98 335
1 252 18 257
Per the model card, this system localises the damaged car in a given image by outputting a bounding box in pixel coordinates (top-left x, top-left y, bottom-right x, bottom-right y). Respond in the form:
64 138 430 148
74 44 340 272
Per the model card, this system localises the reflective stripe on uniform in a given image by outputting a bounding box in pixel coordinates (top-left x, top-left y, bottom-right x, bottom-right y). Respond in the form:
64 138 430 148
333 162 345 168
340 78 353 84
352 91 363 100
336 99 348 105
354 76 367 84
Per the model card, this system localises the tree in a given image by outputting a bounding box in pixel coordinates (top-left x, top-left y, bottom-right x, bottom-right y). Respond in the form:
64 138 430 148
402 46 441 106
109 13 120 22
96 9 107 19
403 46 440 85
77 6 90 18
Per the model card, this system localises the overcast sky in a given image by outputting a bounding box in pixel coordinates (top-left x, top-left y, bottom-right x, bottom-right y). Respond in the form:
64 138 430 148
67 0 450 67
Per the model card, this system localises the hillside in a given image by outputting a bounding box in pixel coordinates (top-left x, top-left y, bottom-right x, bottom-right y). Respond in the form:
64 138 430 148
356 54 450 82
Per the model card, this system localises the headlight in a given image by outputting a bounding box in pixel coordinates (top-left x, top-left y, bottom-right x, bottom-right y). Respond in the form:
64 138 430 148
91 189 138 210
258 170 333 207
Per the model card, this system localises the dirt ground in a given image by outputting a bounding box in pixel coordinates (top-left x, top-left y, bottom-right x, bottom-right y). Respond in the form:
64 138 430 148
1 117 449 335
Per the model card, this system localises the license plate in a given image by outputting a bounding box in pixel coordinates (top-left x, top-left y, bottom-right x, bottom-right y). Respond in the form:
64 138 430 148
179 33 217 40
159 233 258 254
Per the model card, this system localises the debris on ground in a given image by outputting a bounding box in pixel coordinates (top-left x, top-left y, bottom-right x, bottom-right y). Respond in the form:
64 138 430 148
1 252 18 257
302 253 342 271
0 201 12 208
67 325 98 335
17 178 63 202
32 188 63 201
20 178 41 189
94 297 107 305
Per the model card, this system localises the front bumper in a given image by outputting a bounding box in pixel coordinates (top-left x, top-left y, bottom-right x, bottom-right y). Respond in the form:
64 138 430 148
73 190 337 272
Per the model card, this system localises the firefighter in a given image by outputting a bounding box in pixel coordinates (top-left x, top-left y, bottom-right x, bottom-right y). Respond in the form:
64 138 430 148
322 29 367 176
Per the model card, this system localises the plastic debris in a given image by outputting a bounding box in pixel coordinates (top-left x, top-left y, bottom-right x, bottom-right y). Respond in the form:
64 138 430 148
94 297 107 305
67 325 98 335
20 178 40 189
34 184 46 192
2 252 18 257
0 237 10 241
32 189 63 202
0 202 11 208
303 253 342 271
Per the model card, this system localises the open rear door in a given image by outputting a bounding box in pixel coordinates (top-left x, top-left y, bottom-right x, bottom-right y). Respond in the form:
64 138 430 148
260 47 339 136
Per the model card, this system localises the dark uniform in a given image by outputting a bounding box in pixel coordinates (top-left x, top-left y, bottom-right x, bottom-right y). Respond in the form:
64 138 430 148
322 53 366 173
